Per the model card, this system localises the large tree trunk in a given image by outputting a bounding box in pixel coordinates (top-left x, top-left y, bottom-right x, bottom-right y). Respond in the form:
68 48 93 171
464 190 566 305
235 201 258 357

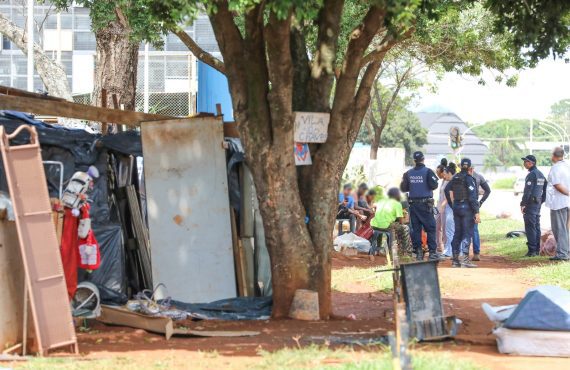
0 13 72 101
92 13 138 111
207 1 390 319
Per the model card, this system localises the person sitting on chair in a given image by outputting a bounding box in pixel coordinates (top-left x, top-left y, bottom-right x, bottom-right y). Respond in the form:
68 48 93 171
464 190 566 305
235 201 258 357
369 188 411 255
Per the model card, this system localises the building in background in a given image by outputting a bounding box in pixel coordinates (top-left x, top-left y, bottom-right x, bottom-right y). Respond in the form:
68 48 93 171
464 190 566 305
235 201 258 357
0 1 232 118
416 111 487 169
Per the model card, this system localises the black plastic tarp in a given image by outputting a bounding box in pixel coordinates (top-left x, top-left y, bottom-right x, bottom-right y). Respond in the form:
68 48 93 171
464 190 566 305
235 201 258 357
81 222 128 302
169 296 272 320
0 112 142 299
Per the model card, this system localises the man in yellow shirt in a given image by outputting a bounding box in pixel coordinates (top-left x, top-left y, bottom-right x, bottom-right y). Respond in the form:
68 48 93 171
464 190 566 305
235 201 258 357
369 188 411 256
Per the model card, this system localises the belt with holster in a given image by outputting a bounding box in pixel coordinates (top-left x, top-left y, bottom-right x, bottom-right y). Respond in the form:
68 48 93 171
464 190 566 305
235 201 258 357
409 197 433 204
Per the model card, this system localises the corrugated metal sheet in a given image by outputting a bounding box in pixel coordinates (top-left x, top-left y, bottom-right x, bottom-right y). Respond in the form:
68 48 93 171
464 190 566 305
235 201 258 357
141 118 237 303
197 61 233 119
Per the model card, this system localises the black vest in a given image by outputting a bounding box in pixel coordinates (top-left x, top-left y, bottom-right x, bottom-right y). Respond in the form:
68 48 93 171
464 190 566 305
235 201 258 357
450 172 470 201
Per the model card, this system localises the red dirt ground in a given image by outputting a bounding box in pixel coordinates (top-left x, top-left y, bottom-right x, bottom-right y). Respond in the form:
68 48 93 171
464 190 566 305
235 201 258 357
4 253 570 369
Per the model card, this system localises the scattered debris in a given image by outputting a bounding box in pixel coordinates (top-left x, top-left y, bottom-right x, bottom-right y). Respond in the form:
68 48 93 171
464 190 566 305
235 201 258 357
333 233 371 254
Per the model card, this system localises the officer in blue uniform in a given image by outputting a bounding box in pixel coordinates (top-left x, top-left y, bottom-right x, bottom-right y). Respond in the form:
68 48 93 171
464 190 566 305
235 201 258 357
520 155 547 257
444 158 480 268
400 151 440 261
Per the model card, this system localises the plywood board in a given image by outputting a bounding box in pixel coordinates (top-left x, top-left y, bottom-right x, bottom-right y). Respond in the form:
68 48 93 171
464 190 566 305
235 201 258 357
141 118 236 302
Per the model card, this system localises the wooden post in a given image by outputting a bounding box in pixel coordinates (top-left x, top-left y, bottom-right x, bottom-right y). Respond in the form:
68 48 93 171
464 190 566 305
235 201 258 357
111 94 122 133
101 89 109 135
215 103 222 117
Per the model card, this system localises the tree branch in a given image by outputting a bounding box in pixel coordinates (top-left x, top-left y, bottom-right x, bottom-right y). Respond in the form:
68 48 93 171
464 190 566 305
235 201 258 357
360 27 415 68
265 12 294 139
306 0 345 112
0 12 72 100
241 3 272 146
174 29 226 74
208 1 247 122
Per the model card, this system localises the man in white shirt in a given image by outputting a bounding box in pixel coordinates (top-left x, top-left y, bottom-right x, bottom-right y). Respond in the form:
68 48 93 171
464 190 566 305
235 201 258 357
546 147 570 261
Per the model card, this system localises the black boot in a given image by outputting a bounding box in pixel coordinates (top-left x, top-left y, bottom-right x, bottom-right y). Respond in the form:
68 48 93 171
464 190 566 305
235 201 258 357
428 252 444 261
461 255 477 268
451 254 461 268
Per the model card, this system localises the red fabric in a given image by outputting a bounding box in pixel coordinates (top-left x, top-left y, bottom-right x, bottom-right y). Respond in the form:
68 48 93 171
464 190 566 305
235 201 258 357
355 218 374 240
61 207 80 299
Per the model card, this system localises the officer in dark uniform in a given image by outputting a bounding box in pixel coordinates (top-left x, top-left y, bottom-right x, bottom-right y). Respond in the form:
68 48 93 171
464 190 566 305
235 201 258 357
520 155 547 257
444 158 480 268
400 151 440 261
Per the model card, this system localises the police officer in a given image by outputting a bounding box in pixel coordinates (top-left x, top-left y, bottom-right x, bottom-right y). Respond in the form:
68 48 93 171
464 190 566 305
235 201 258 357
444 158 480 268
400 151 440 261
520 154 547 257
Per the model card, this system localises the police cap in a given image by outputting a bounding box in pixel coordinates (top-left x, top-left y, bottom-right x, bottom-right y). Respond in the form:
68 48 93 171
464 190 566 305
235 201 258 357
413 151 424 162
460 158 472 169
521 155 537 164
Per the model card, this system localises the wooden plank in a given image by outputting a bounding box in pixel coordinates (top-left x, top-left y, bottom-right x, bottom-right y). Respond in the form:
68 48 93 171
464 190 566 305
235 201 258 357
101 89 108 135
223 122 240 138
230 210 247 297
0 85 66 102
126 185 152 290
0 94 172 126
98 305 173 340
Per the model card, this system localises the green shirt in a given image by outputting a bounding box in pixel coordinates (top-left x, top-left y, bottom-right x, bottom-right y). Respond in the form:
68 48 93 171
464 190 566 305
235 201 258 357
370 198 403 229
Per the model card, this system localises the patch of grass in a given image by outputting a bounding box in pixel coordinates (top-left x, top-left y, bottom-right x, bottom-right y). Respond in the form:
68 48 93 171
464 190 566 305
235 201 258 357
257 346 485 370
492 176 516 190
331 265 393 293
18 355 181 369
521 262 570 289
478 215 548 262
257 345 350 370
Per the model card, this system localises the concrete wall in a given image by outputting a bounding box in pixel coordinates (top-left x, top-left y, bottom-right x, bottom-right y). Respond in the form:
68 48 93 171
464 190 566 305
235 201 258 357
0 218 25 348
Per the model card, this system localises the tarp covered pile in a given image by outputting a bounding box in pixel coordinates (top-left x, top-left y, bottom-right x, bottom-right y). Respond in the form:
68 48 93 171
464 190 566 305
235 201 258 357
483 285 570 357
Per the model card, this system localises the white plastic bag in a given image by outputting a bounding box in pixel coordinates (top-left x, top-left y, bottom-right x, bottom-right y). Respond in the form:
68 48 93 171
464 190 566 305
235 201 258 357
333 232 371 253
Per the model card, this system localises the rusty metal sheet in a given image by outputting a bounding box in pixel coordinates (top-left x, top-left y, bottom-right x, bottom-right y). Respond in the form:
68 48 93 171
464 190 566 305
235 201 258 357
141 118 236 302
0 125 77 355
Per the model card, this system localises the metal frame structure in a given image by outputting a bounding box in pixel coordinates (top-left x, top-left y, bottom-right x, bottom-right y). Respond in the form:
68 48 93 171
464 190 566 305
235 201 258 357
0 125 78 355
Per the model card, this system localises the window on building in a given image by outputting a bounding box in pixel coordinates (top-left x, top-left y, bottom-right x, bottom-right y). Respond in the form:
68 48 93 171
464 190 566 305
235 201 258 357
74 31 95 50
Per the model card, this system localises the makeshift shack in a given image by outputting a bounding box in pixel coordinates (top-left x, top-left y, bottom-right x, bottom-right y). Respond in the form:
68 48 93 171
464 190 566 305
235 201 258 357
0 87 271 352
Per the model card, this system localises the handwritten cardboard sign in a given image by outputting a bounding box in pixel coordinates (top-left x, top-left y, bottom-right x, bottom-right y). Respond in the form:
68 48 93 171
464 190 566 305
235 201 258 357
294 143 312 166
294 112 330 143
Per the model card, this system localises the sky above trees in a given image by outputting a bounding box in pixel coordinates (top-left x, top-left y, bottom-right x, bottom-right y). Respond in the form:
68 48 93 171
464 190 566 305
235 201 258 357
417 56 570 123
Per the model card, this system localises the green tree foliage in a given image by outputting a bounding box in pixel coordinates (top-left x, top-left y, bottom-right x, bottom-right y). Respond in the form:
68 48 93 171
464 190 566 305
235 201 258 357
549 99 570 130
359 101 427 165
413 2 524 82
472 119 552 168
48 0 169 46
482 0 570 63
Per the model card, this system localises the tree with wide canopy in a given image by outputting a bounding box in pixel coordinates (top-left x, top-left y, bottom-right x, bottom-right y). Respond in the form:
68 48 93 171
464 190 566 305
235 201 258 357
141 0 528 318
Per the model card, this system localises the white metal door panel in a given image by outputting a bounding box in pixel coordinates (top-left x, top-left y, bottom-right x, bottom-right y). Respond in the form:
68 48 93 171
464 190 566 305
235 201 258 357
141 118 236 302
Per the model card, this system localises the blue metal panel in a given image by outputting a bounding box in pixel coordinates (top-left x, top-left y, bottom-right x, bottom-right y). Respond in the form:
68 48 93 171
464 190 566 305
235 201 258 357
197 61 234 120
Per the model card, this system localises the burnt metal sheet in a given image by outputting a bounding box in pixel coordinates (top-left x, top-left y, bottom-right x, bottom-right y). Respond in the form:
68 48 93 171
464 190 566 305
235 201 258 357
400 261 443 322
0 125 77 355
141 118 236 302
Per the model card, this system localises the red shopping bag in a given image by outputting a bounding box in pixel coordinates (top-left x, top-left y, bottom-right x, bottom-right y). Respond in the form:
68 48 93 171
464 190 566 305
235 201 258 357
355 218 374 240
